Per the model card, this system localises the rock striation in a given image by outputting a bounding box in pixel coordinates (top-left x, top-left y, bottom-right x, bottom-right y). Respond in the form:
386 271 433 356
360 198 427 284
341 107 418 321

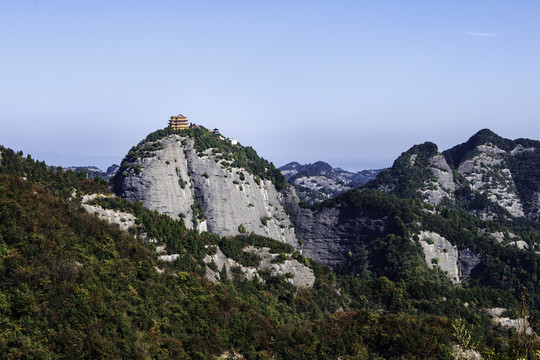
113 133 298 246
281 190 390 268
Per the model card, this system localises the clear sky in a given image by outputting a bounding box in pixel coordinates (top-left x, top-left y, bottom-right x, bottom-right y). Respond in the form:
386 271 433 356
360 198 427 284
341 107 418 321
1 0 539 171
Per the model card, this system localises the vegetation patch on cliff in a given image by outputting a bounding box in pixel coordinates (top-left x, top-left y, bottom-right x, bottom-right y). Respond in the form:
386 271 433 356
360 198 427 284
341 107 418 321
113 126 288 191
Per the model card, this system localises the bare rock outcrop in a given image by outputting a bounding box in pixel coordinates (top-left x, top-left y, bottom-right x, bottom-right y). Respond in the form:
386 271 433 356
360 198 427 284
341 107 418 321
417 231 460 282
114 134 298 246
416 231 481 283
457 144 524 217
421 154 456 206
281 189 390 268
203 245 315 287
81 194 136 231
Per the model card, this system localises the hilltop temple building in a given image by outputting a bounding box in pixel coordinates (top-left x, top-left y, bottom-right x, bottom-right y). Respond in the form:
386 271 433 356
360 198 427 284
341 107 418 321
169 114 189 130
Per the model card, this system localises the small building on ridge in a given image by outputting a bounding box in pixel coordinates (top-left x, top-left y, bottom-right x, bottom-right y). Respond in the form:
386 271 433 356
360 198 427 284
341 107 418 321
169 114 189 130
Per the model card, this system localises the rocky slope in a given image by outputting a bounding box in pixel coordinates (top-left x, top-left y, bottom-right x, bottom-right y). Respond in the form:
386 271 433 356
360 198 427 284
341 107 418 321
416 231 481 284
281 189 391 268
111 129 298 246
283 189 483 283
81 193 136 231
444 129 540 220
4 138 539 358
280 161 382 204
365 141 457 206
365 129 540 221
283 130 539 287
203 246 316 287
110 128 540 288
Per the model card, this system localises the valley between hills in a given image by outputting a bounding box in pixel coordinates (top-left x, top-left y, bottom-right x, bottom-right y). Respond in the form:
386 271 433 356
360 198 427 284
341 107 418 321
2 125 540 359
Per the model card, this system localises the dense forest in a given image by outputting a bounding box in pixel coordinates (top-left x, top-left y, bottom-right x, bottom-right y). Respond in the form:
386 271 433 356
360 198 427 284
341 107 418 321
2 140 540 359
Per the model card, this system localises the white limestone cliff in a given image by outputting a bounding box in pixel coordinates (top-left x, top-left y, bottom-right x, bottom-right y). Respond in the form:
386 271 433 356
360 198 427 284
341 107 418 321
115 135 298 246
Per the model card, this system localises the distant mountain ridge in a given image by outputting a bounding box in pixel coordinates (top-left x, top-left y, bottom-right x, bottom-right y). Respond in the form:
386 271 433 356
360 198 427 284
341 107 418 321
63 164 119 180
364 128 540 221
280 161 383 204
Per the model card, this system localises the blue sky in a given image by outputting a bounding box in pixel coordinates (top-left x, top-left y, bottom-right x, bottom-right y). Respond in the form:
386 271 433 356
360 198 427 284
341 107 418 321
1 0 539 171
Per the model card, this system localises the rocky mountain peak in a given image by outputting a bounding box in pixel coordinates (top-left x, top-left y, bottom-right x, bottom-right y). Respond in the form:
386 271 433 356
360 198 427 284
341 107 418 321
443 128 511 168
112 127 298 246
407 141 439 157
362 129 540 220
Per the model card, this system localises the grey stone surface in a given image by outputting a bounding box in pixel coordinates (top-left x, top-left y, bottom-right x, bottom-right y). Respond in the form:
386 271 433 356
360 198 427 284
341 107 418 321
116 135 298 246
418 231 460 283
281 189 389 268
416 231 481 283
421 155 456 206
119 136 196 226
203 245 315 287
158 254 179 262
511 144 535 156
457 144 524 217
244 246 316 287
458 248 481 281
486 307 532 334
81 194 136 231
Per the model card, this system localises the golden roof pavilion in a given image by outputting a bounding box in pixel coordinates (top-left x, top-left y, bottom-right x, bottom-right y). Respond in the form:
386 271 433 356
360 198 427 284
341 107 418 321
169 114 189 130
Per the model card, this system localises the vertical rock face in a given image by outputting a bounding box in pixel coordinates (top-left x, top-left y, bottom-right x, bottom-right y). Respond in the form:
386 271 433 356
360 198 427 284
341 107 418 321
417 231 481 283
119 136 195 223
281 190 390 268
113 134 298 246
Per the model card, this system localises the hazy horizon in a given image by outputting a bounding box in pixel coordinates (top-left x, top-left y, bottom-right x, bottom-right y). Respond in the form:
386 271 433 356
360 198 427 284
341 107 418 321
2 1 539 171
15 126 524 174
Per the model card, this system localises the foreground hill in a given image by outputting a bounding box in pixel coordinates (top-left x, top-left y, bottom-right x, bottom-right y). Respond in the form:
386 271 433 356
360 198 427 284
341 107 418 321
3 127 540 358
0 145 482 359
279 161 382 204
0 146 424 358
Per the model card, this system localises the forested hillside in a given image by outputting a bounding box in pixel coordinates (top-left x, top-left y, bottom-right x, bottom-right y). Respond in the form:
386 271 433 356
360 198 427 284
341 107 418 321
2 139 540 358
